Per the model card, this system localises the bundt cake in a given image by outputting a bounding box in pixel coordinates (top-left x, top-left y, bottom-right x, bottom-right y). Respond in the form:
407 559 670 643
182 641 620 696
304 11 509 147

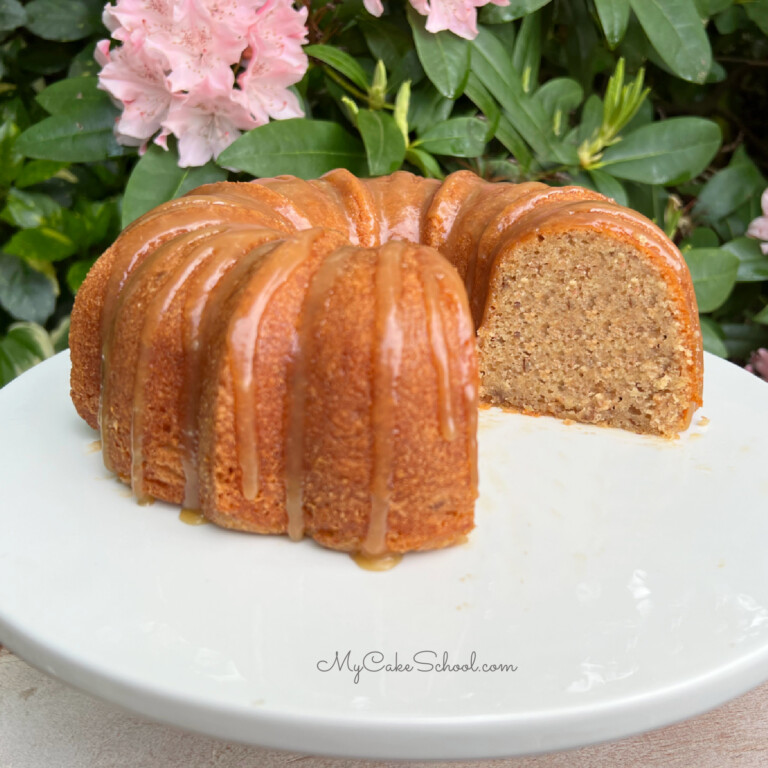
69 169 703 557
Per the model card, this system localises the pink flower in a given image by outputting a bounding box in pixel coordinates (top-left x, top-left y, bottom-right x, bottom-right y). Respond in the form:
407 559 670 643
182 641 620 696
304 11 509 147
238 0 308 123
151 0 244 92
363 0 509 40
747 189 768 256
96 0 308 166
159 73 258 165
246 0 308 68
102 0 173 42
364 0 384 15
746 348 768 382
98 35 172 142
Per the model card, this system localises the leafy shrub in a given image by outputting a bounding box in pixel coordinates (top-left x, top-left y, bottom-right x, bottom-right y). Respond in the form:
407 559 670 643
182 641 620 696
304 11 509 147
1 0 767 386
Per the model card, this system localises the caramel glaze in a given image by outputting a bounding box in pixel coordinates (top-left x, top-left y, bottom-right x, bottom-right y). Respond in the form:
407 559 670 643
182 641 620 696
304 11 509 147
285 246 354 542
444 181 546 291
179 508 209 526
191 236 476 554
101 227 224 476
72 196 298 432
468 185 609 325
366 242 405 556
180 229 286 508
351 552 403 571
313 169 381 246
69 169 701 556
364 172 441 245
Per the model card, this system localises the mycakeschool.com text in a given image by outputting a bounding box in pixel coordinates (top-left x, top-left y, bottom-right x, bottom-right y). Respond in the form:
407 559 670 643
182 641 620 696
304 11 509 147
316 650 518 684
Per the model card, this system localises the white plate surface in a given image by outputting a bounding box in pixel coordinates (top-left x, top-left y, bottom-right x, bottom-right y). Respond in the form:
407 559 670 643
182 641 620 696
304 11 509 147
1 351 768 760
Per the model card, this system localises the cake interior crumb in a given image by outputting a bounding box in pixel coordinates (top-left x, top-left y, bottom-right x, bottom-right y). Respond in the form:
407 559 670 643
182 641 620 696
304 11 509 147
477 230 692 436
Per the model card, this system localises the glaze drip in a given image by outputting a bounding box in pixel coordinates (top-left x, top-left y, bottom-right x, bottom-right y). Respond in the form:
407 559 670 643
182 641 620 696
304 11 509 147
131 229 233 501
179 508 209 525
351 552 403 571
364 243 404 557
101 227 220 475
177 229 285 508
229 234 322 501
424 252 480 496
420 261 457 441
96 193 295 442
285 247 353 542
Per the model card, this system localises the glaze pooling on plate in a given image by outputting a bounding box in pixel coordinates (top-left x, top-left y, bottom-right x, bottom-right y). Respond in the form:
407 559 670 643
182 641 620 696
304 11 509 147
1 352 768 760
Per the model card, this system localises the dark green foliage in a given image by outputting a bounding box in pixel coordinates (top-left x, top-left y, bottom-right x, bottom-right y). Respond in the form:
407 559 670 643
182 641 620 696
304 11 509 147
1 0 767 384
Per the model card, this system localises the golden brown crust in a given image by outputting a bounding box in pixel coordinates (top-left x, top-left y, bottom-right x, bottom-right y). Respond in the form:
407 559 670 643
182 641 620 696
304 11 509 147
469 185 610 325
70 195 298 429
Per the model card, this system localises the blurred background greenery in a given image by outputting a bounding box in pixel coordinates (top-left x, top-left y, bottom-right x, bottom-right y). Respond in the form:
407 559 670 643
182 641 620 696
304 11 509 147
1 0 767 385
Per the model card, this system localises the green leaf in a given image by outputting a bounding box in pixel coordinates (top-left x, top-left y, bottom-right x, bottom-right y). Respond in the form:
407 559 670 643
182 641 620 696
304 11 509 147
361 19 424 90
405 147 444 179
594 0 631 48
744 0 768 35
0 188 62 229
479 0 552 23
495 114 534 172
512 10 542 93
534 78 584 119
626 181 669 224
560 0 602 88
464 73 501 139
66 258 95 294
721 323 768 357
4 226 77 262
683 247 739 312
356 109 407 176
76 199 116 248
628 0 712 83
415 117 488 157
587 169 629 207
576 94 604 145
36 76 106 115
122 144 227 228
50 315 69 352
693 161 766 225
0 0 26 32
755 306 768 326
408 5 470 99
623 96 654 133
17 41 73 75
694 0 733 15
680 227 719 249
15 100 129 162
14 159 69 188
699 316 728 358
24 0 104 41
598 117 721 184
1 98 31 131
304 44 370 92
361 19 412 73
0 252 56 323
409 83 454 136
69 40 100 78
721 237 768 283
0 322 55 387
217 119 367 179
0 120 24 187
471 26 573 164
534 77 583 136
